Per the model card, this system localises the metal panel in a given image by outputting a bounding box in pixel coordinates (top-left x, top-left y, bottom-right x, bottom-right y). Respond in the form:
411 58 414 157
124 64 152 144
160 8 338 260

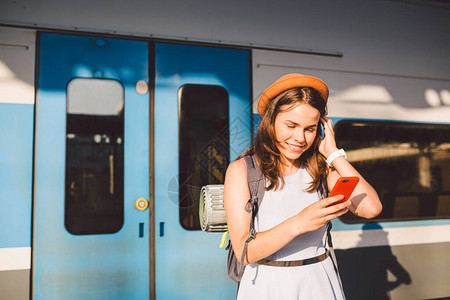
0 26 35 104
1 1 449 82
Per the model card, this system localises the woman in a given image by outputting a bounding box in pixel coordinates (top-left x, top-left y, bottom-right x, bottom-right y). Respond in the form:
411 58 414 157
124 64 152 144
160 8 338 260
224 73 382 299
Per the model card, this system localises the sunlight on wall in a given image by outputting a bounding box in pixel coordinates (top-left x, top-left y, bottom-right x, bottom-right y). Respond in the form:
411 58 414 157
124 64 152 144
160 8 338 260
330 84 394 103
0 60 34 104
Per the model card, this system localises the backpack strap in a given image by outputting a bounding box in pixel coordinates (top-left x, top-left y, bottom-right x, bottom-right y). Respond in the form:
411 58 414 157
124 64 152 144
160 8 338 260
320 175 346 300
242 155 265 232
243 155 265 208
317 173 328 200
236 155 265 280
325 221 346 299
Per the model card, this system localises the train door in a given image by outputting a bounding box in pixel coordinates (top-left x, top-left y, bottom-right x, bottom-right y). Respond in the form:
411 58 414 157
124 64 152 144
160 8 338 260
34 33 151 299
153 43 251 299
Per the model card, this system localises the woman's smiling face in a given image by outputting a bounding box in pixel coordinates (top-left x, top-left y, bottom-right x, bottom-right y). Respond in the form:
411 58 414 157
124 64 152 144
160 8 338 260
274 103 321 165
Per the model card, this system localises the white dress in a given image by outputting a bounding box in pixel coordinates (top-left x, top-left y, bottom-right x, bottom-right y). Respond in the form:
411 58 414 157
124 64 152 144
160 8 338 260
237 165 345 300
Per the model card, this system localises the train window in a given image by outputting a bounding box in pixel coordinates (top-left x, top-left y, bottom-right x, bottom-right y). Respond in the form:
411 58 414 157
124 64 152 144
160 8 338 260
65 78 124 235
335 120 450 223
178 84 229 230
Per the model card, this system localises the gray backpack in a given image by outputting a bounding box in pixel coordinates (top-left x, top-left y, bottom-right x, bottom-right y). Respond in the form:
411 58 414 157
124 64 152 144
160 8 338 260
227 155 341 287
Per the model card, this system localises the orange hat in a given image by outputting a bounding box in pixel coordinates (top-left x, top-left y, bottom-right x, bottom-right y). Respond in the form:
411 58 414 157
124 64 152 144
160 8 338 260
257 73 329 116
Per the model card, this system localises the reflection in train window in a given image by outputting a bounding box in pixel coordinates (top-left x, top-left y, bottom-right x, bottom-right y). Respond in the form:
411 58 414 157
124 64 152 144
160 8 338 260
335 120 450 223
178 85 229 230
65 78 124 235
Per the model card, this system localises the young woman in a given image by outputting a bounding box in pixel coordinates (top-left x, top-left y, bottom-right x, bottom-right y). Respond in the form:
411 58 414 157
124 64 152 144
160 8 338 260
224 73 382 299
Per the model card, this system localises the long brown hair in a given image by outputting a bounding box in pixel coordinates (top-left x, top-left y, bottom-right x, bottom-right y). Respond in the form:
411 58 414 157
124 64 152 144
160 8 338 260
239 87 327 192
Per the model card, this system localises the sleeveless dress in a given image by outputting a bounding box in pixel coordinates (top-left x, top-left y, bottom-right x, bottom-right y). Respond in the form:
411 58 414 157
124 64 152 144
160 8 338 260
237 165 345 300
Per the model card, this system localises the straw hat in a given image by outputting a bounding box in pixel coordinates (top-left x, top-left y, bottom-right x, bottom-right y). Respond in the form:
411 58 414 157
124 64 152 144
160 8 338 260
257 73 329 116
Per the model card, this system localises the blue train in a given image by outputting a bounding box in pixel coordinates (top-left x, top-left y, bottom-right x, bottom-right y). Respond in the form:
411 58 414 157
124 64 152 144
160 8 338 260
0 1 449 299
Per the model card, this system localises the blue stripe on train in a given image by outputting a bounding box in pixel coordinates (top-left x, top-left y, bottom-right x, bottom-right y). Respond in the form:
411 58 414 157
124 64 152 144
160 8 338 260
0 103 34 248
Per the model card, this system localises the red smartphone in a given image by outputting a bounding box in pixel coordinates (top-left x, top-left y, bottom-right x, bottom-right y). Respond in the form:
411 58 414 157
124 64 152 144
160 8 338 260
328 176 360 204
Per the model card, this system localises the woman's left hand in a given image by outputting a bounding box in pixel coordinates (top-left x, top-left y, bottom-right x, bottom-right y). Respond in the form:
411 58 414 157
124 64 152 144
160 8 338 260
318 116 338 158
319 116 383 219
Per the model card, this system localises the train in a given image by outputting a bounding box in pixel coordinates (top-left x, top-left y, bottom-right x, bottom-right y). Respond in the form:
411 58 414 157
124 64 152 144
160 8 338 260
0 0 449 299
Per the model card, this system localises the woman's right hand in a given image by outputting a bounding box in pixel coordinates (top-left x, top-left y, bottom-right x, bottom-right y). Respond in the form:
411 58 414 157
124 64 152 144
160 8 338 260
291 195 351 235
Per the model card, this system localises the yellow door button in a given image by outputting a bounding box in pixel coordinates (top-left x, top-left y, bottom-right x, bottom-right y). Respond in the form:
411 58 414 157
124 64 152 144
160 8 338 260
135 198 149 211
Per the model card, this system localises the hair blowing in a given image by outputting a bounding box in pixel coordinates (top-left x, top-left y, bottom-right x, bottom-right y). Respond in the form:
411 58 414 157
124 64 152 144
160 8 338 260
239 87 328 192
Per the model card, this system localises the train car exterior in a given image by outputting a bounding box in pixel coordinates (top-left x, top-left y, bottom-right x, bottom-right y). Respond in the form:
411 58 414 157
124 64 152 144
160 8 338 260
1 0 449 299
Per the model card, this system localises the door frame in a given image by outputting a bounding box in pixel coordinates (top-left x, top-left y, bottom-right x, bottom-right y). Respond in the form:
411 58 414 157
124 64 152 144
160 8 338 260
148 42 156 300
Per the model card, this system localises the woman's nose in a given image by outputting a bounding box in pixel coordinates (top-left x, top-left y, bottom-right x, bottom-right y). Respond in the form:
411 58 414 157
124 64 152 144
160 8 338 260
293 129 306 143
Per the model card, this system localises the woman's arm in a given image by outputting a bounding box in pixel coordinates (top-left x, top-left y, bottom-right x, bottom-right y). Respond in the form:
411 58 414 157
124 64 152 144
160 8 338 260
327 162 382 218
224 158 350 265
320 117 382 219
